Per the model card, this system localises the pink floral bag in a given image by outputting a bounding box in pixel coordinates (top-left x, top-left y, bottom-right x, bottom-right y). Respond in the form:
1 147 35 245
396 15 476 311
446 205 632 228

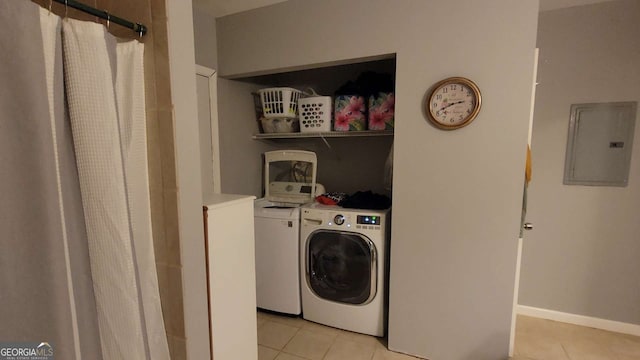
333 95 366 131
368 92 395 130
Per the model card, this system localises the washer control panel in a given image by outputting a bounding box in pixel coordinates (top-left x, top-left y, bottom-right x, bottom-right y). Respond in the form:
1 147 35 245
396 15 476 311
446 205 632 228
357 215 380 225
302 207 387 231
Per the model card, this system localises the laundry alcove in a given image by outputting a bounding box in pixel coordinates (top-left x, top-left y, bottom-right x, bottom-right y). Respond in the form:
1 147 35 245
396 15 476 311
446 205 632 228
216 55 397 198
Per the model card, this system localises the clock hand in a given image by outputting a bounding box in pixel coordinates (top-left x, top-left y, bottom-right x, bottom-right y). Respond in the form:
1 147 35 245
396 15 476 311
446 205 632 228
439 100 465 112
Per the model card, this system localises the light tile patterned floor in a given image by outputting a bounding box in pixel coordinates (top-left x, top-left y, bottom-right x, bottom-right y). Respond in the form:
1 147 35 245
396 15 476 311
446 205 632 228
513 315 640 360
257 310 420 360
258 311 640 360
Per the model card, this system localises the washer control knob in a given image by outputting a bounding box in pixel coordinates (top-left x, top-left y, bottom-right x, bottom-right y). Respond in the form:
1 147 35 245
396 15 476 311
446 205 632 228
334 215 345 225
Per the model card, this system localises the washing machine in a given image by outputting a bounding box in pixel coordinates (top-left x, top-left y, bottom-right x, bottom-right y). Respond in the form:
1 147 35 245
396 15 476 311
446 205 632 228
300 203 391 336
254 150 318 315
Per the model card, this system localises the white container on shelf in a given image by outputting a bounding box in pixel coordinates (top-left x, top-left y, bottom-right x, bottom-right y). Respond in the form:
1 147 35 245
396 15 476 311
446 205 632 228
299 96 332 132
258 87 302 118
260 117 300 133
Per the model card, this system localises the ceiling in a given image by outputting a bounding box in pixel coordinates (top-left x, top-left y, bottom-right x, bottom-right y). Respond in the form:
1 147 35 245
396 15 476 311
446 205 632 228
192 0 286 17
539 0 618 11
193 0 620 18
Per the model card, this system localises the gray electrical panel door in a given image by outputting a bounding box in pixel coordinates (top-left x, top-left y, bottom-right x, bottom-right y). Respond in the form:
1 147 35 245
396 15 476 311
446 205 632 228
564 102 637 186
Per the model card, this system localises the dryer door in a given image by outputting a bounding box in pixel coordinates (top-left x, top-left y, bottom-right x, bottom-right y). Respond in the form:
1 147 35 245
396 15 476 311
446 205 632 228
306 230 377 305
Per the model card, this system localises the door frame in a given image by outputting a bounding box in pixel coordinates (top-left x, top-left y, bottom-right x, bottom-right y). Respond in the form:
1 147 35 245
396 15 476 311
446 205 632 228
509 48 539 357
196 65 222 194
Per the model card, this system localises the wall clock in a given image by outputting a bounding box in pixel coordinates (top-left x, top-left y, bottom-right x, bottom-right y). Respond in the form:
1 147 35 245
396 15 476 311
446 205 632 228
426 77 482 130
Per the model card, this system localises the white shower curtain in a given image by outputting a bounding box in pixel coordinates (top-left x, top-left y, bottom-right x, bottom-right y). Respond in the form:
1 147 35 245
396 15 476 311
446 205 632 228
61 15 170 360
0 2 169 359
1 3 101 359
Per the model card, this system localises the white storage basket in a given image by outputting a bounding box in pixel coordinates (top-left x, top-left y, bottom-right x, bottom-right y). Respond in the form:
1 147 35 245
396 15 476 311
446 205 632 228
260 117 300 133
298 96 332 132
258 87 302 119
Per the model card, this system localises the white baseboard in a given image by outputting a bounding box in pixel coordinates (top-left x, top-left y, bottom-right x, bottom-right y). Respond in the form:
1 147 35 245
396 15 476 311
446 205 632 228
517 305 640 337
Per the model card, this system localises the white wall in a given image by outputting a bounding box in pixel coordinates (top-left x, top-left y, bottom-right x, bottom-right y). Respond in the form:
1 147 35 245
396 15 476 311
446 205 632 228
166 1 210 358
216 78 278 195
519 0 640 325
192 6 217 69
216 1 539 359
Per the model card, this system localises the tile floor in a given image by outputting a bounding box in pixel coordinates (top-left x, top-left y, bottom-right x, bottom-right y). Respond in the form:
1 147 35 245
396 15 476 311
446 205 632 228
257 310 419 360
513 315 640 360
257 311 640 360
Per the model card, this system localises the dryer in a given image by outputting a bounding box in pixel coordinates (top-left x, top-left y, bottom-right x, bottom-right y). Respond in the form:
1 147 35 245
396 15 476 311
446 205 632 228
300 203 390 336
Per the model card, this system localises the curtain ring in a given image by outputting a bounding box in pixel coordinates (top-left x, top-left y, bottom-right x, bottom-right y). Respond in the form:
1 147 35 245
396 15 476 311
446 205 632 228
64 0 68 18
106 12 110 29
48 0 52 15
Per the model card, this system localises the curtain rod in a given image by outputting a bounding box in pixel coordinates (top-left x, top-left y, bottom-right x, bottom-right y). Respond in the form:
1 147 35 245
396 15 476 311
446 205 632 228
52 0 147 37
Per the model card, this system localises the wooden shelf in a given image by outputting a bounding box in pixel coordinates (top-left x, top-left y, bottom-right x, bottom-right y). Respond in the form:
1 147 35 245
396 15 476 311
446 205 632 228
252 130 394 140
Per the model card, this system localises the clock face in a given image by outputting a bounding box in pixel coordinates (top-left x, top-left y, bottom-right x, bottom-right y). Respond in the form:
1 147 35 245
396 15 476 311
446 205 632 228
427 77 481 130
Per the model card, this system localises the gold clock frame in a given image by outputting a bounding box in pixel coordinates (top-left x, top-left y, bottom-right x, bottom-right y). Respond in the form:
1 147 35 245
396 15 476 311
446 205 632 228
426 77 482 130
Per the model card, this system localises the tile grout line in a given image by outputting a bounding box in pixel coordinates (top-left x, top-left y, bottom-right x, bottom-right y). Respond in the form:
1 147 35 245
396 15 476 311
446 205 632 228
560 342 571 360
368 345 375 360
282 323 302 347
319 330 340 360
278 322 305 359
258 316 305 359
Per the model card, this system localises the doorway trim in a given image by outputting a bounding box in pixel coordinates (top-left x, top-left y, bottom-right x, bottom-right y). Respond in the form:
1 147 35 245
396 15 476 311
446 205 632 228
196 65 222 194
509 47 539 357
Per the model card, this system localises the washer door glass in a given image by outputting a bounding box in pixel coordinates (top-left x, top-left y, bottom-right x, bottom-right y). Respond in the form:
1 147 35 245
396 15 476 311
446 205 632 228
307 230 376 305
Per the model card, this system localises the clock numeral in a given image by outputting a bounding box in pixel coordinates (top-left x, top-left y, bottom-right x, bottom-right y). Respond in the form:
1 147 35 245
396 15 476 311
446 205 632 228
436 94 442 100
432 102 438 108
442 88 448 94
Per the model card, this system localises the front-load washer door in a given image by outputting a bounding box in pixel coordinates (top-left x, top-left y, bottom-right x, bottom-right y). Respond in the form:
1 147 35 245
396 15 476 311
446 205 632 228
306 230 377 305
